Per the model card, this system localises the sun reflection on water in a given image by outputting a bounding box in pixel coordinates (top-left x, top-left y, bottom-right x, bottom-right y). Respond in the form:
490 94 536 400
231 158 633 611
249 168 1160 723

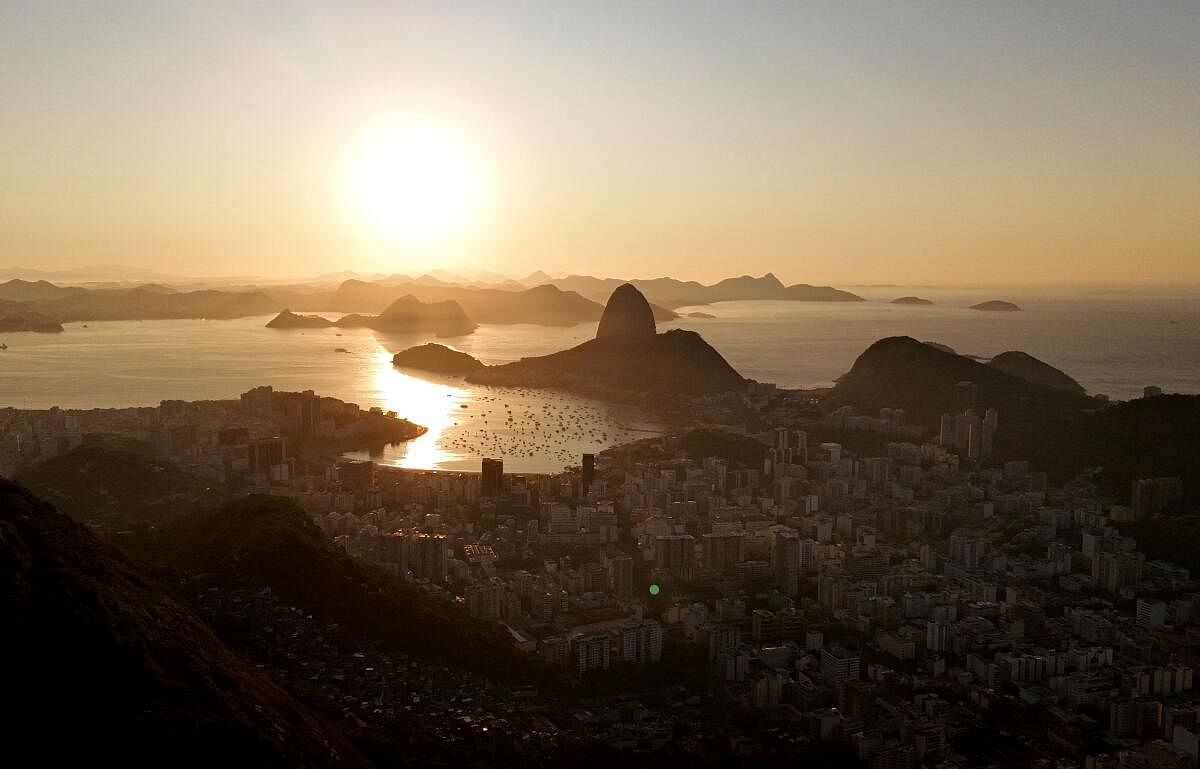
367 349 467 470
356 347 664 474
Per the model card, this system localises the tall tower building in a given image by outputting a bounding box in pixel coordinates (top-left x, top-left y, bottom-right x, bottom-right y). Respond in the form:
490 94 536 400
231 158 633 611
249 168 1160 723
410 533 448 583
481 458 504 497
953 381 978 414
606 553 634 599
774 530 801 596
581 453 596 492
703 532 745 575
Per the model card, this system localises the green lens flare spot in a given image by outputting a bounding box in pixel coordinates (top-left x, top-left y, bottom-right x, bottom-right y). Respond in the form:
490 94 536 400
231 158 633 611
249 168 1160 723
648 584 661 596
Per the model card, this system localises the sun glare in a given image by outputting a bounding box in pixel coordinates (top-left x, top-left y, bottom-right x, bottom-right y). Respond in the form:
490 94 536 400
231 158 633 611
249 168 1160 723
341 115 492 248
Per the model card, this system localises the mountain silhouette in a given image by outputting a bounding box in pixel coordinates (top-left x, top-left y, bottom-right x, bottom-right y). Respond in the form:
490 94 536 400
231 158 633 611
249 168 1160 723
0 480 372 769
395 283 746 396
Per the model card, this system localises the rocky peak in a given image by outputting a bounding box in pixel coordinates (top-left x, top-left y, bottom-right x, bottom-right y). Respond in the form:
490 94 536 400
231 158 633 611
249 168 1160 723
595 283 656 341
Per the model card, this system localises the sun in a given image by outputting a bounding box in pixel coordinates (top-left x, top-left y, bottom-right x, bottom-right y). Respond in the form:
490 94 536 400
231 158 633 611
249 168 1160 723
341 115 492 248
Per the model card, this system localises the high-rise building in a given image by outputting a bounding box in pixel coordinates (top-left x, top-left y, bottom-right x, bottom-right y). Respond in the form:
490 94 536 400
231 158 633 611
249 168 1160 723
799 538 819 573
465 580 504 621
239 385 273 417
953 381 978 414
248 437 287 474
773 530 801 595
606 553 634 598
1136 599 1167 629
581 453 596 492
949 534 987 569
1132 477 1183 518
654 534 695 574
703 532 745 575
939 414 955 446
1093 551 1144 595
481 458 504 497
821 645 861 686
571 633 611 676
981 408 998 458
620 619 663 664
337 458 375 492
926 620 952 653
411 533 448 583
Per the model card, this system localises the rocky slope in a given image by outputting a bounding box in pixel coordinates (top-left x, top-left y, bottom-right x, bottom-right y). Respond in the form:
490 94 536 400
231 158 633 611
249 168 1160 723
988 350 1086 395
466 284 746 395
829 336 1091 424
0 480 372 769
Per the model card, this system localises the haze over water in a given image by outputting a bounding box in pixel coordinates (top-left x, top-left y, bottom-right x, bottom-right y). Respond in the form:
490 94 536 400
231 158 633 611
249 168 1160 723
1 290 1195 472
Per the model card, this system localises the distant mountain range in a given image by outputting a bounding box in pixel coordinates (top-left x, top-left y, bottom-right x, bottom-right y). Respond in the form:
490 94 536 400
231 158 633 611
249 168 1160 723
0 272 1030 330
323 279 628 325
527 272 864 308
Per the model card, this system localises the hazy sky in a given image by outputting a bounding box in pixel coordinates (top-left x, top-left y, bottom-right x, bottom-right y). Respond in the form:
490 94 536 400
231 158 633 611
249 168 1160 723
1 1 1197 285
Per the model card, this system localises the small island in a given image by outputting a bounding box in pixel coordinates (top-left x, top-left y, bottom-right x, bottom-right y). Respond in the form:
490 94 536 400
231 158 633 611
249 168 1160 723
891 296 933 305
686 311 717 319
266 309 335 329
970 300 1021 312
392 342 486 375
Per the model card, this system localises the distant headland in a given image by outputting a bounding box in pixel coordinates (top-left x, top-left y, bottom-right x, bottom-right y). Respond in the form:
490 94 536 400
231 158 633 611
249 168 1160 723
267 296 476 337
393 283 746 397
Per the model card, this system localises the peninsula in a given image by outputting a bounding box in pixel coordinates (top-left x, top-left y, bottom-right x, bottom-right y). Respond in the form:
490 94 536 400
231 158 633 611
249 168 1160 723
392 283 746 396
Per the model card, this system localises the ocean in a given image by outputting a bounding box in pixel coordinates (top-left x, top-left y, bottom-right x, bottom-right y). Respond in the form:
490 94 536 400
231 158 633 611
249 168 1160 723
1 289 1195 473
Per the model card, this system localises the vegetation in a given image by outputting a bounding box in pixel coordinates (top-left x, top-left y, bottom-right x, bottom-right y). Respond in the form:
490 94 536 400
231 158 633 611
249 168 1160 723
16 445 215 529
160 495 546 681
0 479 371 769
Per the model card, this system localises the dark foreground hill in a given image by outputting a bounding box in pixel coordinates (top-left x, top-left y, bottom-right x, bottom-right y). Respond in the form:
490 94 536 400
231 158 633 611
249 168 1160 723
16 445 211 531
161 495 541 677
1024 394 1200 506
0 480 372 769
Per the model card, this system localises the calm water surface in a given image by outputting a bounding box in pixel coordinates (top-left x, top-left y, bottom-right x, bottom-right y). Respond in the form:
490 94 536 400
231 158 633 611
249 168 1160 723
1 291 1196 472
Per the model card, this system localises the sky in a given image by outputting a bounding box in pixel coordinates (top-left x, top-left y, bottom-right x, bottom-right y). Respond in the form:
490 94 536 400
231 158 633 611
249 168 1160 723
1 1 1197 285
